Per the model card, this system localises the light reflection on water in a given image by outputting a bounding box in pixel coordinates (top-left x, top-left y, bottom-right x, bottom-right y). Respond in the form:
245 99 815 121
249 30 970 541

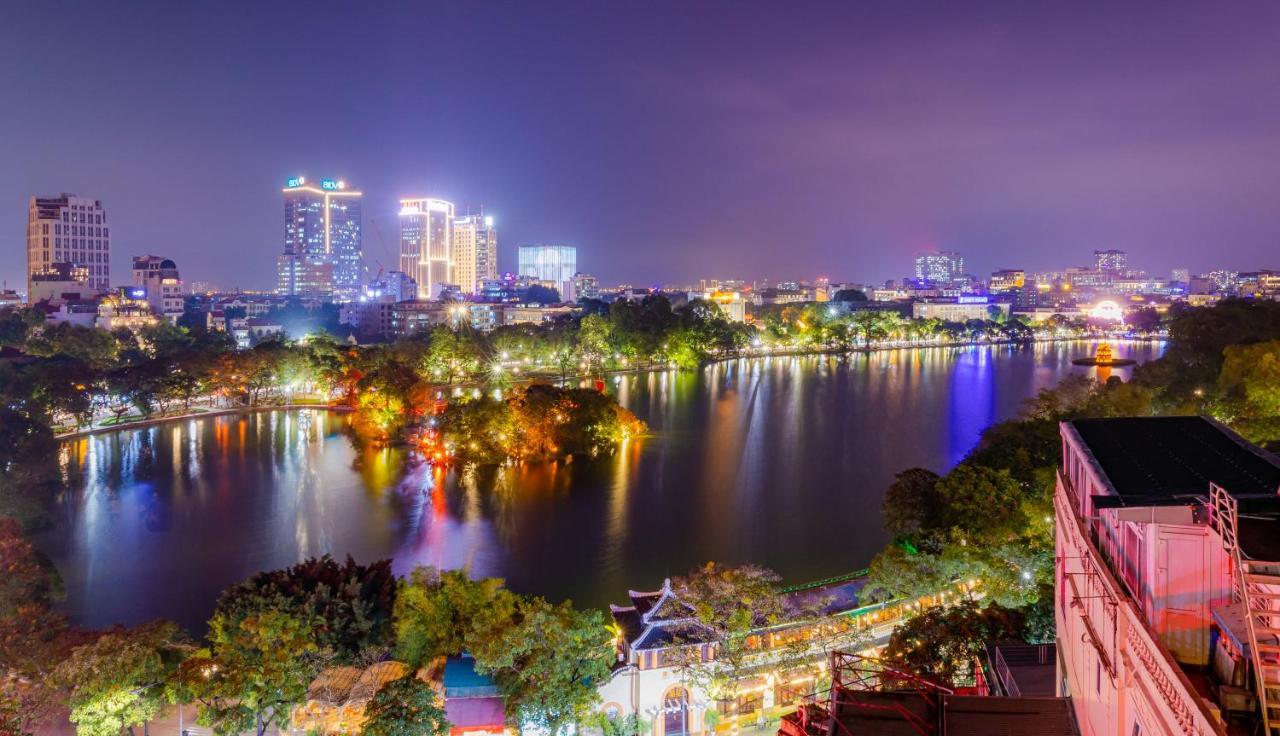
38 340 1163 633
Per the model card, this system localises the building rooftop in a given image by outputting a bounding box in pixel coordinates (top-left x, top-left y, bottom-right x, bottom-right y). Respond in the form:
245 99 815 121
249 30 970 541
1070 416 1280 505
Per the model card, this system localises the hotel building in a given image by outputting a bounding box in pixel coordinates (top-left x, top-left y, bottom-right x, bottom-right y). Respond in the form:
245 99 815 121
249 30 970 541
518 244 577 303
399 198 455 299
1055 416 1280 735
27 194 110 298
276 176 363 301
452 213 497 295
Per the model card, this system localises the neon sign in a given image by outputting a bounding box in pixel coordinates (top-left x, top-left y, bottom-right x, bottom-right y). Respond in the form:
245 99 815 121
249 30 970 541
320 179 346 191
286 176 305 188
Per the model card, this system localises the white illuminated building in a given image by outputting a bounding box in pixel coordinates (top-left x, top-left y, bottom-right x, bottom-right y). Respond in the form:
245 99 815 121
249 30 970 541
452 213 497 295
27 194 110 298
399 198 455 300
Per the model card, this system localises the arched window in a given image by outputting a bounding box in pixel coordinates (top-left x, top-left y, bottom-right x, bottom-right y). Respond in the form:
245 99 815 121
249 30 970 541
662 686 690 736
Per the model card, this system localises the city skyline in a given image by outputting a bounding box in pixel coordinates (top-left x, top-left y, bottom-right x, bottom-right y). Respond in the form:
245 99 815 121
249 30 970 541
3 2 1280 292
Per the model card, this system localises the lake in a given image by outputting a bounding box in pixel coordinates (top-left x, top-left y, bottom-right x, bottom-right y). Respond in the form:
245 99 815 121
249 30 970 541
37 340 1163 633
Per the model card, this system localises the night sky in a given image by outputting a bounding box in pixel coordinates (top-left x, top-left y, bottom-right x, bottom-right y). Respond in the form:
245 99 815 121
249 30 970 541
2 1 1278 291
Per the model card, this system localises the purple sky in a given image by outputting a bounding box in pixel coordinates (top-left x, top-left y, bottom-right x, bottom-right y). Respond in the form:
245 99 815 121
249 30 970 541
2 1 1278 291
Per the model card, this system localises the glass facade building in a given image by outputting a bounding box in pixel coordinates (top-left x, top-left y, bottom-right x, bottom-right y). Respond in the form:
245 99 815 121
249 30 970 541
518 244 577 302
276 176 363 301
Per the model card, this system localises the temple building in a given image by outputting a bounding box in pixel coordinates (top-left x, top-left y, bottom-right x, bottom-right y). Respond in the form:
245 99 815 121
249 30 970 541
598 576 942 736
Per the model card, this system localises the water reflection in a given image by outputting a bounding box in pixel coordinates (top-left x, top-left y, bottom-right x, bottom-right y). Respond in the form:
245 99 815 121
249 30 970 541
38 340 1163 632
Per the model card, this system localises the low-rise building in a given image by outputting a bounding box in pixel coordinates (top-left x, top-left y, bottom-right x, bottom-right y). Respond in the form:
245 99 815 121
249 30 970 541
912 296 1009 322
28 261 97 304
96 287 158 331
131 255 184 321
501 304 574 327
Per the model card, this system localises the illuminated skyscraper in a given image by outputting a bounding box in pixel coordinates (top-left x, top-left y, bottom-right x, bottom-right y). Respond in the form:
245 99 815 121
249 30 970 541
399 198 455 299
276 176 363 301
518 244 577 302
27 194 110 298
913 251 964 286
452 213 497 295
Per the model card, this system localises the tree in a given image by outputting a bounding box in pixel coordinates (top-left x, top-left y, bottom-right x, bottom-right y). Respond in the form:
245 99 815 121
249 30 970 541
180 610 324 736
524 284 561 305
54 621 188 736
671 563 786 704
393 567 519 669
1217 340 1280 443
0 517 74 733
362 675 450 736
881 468 943 539
210 555 397 662
882 600 1026 688
832 289 867 303
932 465 1027 543
471 597 614 734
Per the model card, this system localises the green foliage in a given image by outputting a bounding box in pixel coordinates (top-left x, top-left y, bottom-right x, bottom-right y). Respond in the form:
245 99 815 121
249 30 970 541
362 675 450 736
53 621 188 736
436 384 644 464
392 567 611 732
472 597 614 733
393 567 519 668
881 468 943 538
1216 340 1280 443
181 610 325 736
210 555 397 662
882 600 1027 688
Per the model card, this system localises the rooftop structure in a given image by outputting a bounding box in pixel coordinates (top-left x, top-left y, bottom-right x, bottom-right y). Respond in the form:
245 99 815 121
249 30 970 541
1056 415 1280 736
780 652 1077 736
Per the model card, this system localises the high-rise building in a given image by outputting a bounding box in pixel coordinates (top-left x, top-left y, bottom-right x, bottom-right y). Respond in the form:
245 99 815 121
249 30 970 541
1093 248 1127 273
451 213 497 295
518 244 577 302
132 255 184 321
27 194 110 298
1171 268 1190 284
399 198 455 299
276 176 363 301
913 251 964 286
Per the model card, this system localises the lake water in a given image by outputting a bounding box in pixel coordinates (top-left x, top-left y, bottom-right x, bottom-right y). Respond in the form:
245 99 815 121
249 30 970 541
37 340 1163 633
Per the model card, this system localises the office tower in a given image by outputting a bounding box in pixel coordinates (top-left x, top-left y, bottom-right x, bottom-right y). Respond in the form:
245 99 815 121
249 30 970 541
131 255 184 320
452 213 497 295
1171 268 1190 284
27 194 110 298
399 198 455 299
518 244 577 302
913 251 964 286
276 176 363 301
1093 249 1127 273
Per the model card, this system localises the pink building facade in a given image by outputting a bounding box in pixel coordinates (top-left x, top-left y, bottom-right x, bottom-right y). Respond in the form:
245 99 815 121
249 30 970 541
1054 416 1280 736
